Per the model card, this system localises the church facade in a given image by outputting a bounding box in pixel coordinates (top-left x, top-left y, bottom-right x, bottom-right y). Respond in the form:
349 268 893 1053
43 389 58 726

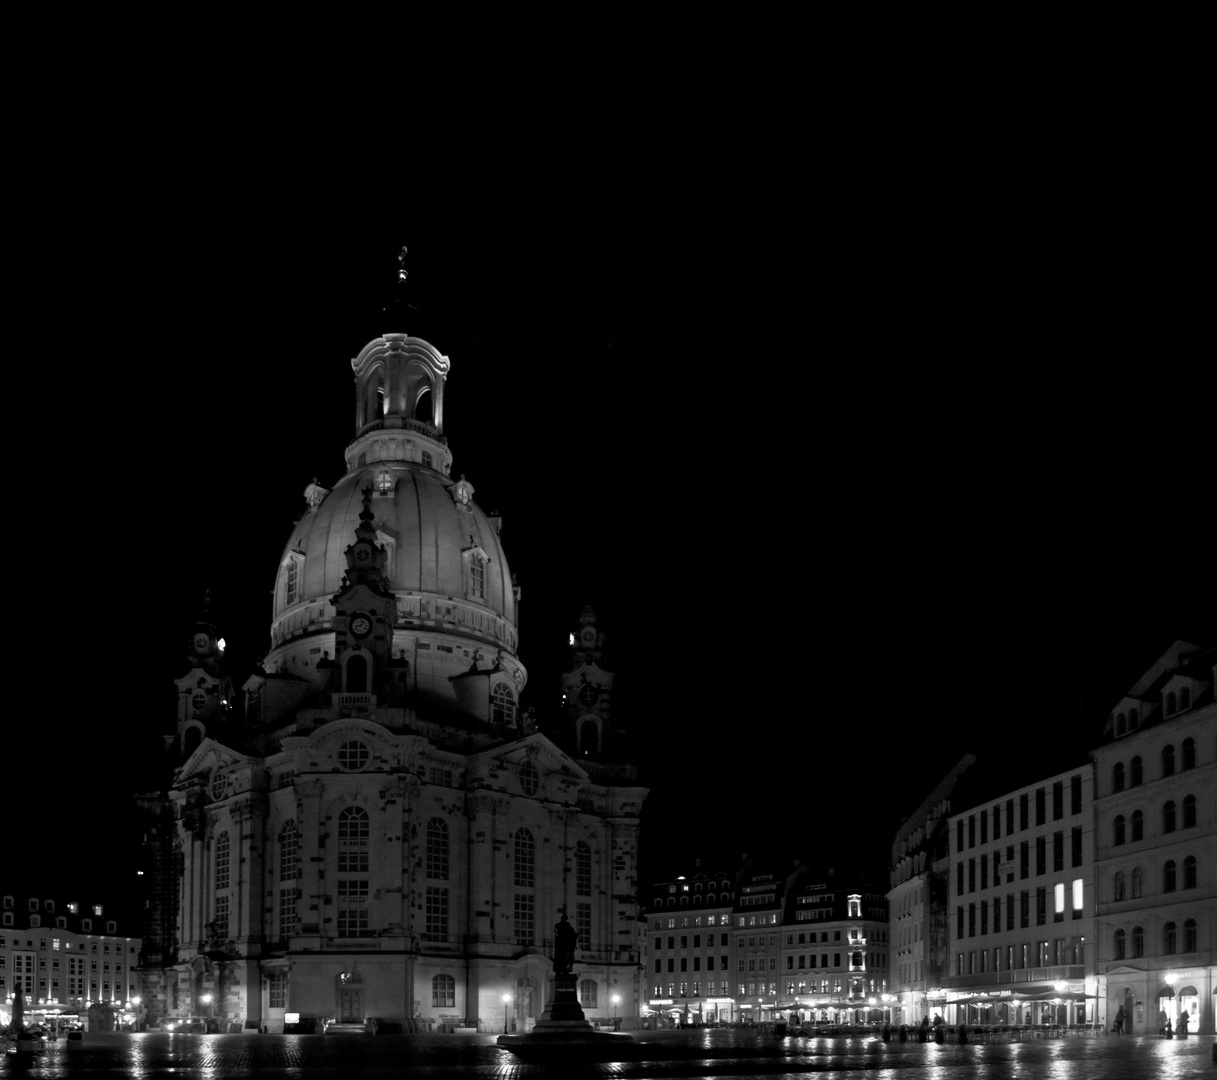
138 326 647 1033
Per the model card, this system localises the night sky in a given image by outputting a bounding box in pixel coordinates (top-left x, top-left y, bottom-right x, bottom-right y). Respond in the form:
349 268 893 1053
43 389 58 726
10 199 1212 920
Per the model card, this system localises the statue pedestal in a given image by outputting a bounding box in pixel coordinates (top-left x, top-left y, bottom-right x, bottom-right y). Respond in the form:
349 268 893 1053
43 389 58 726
534 973 590 1028
498 972 635 1060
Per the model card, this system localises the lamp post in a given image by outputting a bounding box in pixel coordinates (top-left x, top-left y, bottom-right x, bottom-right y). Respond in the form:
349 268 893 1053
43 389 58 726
612 993 620 1029
200 993 212 1032
502 993 512 1034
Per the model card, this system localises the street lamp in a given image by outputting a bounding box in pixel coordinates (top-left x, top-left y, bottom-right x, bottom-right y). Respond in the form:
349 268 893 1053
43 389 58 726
612 993 620 1028
502 993 512 1034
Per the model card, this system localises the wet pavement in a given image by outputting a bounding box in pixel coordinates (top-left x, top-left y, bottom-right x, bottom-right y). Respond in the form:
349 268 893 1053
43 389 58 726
3 1029 1213 1078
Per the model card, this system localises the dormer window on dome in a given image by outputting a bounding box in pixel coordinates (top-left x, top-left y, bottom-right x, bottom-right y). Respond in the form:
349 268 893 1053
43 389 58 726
374 469 395 494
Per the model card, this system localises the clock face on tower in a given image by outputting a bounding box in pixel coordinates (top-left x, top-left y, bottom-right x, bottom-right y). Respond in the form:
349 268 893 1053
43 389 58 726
580 626 596 646
349 614 372 638
353 543 373 565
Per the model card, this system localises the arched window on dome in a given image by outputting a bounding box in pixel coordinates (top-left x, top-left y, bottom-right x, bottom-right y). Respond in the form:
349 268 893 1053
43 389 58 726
1115 712 1126 736
491 682 516 726
463 547 488 601
279 553 304 610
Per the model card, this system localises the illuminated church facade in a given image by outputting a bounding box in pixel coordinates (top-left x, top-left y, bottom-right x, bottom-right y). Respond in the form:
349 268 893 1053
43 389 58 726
138 324 647 1033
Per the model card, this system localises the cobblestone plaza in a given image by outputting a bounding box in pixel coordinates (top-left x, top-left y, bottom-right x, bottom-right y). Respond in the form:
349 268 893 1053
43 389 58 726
5 1030 1213 1078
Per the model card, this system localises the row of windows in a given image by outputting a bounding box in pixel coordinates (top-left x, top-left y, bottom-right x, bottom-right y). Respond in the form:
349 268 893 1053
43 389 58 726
956 777 1083 853
1111 740 1197 790
1112 796 1198 843
956 880 1085 938
957 937 1084 975
1113 920 1197 958
957 830 1083 894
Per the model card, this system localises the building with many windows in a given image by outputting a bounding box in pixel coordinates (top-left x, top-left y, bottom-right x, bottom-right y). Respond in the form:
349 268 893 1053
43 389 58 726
1091 641 1215 1036
887 755 976 1024
643 865 736 1026
136 318 647 1033
643 863 890 1028
941 764 1096 1027
0 895 141 1029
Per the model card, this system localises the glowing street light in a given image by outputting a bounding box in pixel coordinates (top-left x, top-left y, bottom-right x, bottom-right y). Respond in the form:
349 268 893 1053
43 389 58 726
502 993 512 1034
612 993 620 1024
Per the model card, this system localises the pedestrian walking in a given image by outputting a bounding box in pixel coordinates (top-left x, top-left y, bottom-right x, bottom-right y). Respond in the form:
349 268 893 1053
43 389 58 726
1177 1009 1189 1038
1113 1005 1125 1034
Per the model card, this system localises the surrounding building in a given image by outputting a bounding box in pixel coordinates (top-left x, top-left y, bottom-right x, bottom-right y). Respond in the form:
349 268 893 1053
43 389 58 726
775 867 891 1026
643 864 736 1026
642 863 891 1028
136 315 648 1033
886 754 976 1024
1091 640 1215 1036
0 895 141 1030
941 764 1096 1027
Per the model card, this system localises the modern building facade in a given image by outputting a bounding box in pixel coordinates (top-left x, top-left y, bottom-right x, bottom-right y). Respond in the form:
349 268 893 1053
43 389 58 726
1091 640 1215 1036
942 764 1097 1027
137 319 648 1033
887 754 976 1024
1 895 141 1029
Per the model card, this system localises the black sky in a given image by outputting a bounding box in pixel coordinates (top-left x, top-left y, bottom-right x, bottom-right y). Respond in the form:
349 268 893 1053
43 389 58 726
9 191 1212 916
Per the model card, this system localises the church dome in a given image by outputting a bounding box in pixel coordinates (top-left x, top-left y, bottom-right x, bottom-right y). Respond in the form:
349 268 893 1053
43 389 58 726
263 332 523 697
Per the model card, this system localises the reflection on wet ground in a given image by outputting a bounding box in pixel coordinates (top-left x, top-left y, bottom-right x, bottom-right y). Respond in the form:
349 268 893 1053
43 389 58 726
2 1028 1212 1078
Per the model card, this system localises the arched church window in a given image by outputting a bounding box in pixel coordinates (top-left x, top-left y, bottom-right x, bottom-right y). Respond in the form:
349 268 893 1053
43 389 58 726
1115 712 1126 736
1132 926 1144 957
1131 810 1143 841
1112 871 1125 902
1131 867 1143 898
579 979 598 1008
470 554 485 600
1113 928 1125 959
279 821 299 881
1130 757 1143 786
491 683 516 726
426 818 449 880
338 807 369 872
215 832 231 893
1111 763 1125 792
1165 691 1177 715
1162 744 1175 777
514 829 535 888
1179 686 1191 710
519 760 539 797
576 842 592 896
